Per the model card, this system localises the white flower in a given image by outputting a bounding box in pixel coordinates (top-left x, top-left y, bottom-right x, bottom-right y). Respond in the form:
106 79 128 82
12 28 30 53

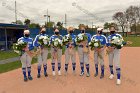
54 41 58 46
39 36 44 39
43 39 48 44
94 43 99 47
94 39 98 42
18 40 24 44
89 42 91 45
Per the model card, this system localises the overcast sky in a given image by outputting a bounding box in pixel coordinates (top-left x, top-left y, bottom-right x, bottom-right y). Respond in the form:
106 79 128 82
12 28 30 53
0 0 140 27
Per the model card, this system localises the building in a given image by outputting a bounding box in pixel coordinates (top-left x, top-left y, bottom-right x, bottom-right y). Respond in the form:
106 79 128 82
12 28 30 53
0 23 27 50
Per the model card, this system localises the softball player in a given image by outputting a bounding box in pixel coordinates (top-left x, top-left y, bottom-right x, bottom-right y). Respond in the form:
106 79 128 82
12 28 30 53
78 26 91 77
50 28 63 76
33 27 49 78
91 28 107 79
107 26 123 85
18 30 34 81
64 27 76 75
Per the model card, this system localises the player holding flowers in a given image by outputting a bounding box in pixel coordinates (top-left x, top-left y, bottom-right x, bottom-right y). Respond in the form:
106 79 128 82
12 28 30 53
63 27 76 75
90 28 107 79
75 26 91 77
17 30 34 82
50 28 63 76
107 26 126 85
33 27 50 78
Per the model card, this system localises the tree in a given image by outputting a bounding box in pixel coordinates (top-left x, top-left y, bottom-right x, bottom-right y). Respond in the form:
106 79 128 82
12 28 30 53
24 19 31 26
29 23 40 28
11 20 23 25
45 21 55 28
104 22 118 30
56 22 64 29
78 24 86 29
113 12 127 36
125 6 140 33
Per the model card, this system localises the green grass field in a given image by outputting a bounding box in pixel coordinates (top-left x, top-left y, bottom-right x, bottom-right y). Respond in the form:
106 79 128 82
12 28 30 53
124 36 140 47
0 36 139 74
0 51 18 60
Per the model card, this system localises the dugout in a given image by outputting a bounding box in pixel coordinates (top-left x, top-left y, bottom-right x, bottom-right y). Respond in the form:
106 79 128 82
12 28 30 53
0 23 27 50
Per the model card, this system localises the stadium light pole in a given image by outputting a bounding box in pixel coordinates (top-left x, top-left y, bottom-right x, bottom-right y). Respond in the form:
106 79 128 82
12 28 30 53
15 0 17 24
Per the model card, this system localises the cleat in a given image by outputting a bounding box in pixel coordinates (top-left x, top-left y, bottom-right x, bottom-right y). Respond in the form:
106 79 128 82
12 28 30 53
44 73 48 77
24 77 28 82
80 72 84 76
94 73 98 77
58 71 61 76
109 74 114 80
37 74 41 78
52 71 56 76
116 79 121 85
100 74 104 79
86 73 90 77
28 76 33 80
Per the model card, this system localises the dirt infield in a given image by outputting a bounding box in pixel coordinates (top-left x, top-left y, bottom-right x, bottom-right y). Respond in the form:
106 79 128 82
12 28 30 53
0 47 140 93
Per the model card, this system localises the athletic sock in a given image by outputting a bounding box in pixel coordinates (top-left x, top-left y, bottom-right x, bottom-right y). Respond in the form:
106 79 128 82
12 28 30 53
22 68 26 78
51 63 55 71
80 62 84 72
101 65 104 75
58 63 61 71
43 64 47 73
27 67 31 77
65 64 68 72
116 68 121 79
86 64 89 73
38 65 41 75
95 64 98 74
109 65 114 74
72 63 76 71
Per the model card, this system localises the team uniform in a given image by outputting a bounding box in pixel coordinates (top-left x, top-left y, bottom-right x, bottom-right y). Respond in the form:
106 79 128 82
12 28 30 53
77 33 91 77
64 33 76 74
91 34 107 78
33 33 49 78
18 36 34 81
50 35 63 76
107 33 124 84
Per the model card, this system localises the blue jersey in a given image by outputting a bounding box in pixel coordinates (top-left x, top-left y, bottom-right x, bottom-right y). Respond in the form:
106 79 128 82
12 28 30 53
18 37 34 51
65 33 77 48
91 34 107 45
107 33 124 47
33 33 48 47
50 35 63 43
78 33 91 43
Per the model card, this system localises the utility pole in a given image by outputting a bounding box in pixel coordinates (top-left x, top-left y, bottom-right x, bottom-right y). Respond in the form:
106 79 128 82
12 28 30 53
64 14 67 28
47 9 48 23
15 1 17 24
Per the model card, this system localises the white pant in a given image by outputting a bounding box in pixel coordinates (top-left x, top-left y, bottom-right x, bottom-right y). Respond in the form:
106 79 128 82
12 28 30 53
108 49 120 68
94 49 104 66
78 47 89 64
51 48 62 63
37 48 49 66
20 52 32 68
65 48 76 64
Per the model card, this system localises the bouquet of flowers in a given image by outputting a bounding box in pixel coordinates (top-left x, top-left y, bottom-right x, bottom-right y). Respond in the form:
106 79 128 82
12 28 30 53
62 34 72 45
13 40 27 55
89 38 104 59
38 35 51 48
89 38 103 50
51 38 63 49
75 33 88 44
110 36 124 49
